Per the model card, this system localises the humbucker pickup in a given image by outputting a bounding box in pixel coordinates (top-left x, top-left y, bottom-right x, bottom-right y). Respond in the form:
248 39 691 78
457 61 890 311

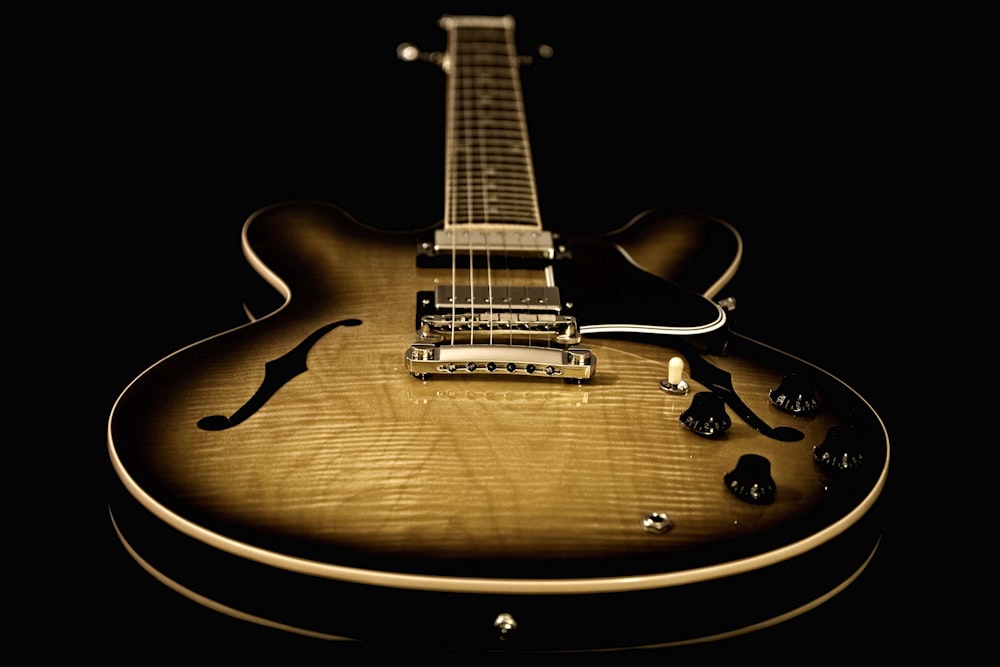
433 228 555 259
434 285 561 312
415 288 577 344
405 344 595 382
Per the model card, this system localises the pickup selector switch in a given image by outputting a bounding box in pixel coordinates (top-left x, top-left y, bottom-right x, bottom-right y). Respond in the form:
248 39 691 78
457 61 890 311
660 356 690 395
680 392 731 437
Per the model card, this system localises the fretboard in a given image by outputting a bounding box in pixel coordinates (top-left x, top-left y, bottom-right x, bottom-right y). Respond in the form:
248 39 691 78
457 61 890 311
440 15 541 230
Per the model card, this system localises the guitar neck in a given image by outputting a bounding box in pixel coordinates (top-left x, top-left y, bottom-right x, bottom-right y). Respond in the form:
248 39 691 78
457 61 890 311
441 15 542 231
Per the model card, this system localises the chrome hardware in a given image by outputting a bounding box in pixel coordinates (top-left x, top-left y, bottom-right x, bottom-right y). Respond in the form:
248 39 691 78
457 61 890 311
718 296 737 312
660 379 690 394
434 228 555 260
434 285 561 312
418 312 580 345
396 42 443 66
641 512 673 534
405 344 595 381
494 612 518 640
659 356 690 395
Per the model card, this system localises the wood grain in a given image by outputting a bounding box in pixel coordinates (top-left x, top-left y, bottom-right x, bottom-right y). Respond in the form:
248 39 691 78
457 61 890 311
110 201 881 579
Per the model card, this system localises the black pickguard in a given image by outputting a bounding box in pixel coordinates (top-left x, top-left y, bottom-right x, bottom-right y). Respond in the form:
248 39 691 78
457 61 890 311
554 239 723 331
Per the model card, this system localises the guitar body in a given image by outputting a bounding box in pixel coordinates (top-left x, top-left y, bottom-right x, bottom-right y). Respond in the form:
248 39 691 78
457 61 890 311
108 200 888 651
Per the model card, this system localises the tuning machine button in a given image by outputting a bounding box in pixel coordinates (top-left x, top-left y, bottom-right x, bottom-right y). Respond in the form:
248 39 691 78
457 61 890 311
724 454 776 504
680 392 731 437
396 42 443 66
769 373 818 417
813 425 864 474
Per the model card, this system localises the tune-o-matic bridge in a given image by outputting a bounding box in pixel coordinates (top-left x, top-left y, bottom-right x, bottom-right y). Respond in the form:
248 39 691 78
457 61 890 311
410 283 592 378
405 343 595 382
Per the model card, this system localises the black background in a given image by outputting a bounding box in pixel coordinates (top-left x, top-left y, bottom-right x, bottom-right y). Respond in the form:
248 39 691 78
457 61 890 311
39 2 952 661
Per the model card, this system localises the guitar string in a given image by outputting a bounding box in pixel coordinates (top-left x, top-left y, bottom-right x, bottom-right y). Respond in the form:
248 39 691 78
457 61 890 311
494 25 535 349
447 37 458 347
505 24 542 350
501 24 532 349
453 34 483 348
451 25 537 350
479 107 496 347
472 31 501 348
464 43 478 346
497 25 519 348
476 34 497 347
479 38 499 346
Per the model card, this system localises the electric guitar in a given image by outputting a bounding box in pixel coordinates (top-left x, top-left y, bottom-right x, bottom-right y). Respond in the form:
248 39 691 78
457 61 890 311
107 14 889 651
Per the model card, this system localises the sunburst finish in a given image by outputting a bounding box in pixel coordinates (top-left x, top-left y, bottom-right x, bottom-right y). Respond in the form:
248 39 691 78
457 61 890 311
107 15 888 650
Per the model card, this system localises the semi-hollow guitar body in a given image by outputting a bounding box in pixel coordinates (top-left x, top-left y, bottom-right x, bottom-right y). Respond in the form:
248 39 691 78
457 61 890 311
107 15 888 652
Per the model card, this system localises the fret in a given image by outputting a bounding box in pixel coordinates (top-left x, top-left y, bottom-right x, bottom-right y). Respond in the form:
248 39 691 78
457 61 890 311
449 189 536 200
442 15 541 231
450 141 527 150
451 128 522 138
448 193 536 203
448 204 537 215
448 187 535 200
451 149 526 156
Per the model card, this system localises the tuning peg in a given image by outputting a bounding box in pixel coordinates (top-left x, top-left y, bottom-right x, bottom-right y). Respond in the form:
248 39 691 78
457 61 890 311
518 44 555 65
396 42 443 65
397 42 552 67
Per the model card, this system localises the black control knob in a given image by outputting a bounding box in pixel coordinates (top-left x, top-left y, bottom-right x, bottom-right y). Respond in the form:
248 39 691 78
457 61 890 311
680 392 731 438
769 373 818 417
813 425 864 474
724 454 776 504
